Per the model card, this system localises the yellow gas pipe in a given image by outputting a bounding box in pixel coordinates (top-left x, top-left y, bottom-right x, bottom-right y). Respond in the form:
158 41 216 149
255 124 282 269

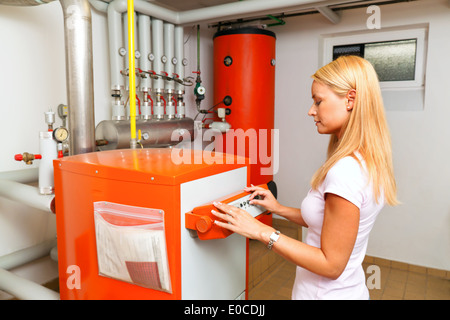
127 0 137 148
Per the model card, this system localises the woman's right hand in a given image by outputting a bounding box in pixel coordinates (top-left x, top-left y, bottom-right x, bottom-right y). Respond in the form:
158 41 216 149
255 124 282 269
244 185 283 215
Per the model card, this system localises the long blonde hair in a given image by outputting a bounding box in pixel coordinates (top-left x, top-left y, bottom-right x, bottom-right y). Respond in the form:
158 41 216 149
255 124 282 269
310 55 398 206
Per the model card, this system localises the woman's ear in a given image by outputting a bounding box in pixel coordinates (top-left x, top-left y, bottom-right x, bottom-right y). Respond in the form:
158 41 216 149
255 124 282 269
346 89 356 111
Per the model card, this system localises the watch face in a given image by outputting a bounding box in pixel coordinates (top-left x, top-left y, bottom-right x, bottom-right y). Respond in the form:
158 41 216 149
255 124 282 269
270 231 280 241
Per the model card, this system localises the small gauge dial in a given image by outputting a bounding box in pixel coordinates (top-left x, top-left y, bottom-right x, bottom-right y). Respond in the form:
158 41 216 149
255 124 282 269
53 127 69 142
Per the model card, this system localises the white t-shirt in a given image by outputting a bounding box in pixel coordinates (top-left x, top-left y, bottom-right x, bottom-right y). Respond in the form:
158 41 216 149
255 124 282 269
292 153 384 300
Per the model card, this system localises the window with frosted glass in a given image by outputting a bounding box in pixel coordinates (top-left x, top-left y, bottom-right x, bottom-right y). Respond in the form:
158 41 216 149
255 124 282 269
333 39 417 82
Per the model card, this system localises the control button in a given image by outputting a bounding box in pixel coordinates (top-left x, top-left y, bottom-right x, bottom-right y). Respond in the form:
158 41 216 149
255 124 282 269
196 216 213 233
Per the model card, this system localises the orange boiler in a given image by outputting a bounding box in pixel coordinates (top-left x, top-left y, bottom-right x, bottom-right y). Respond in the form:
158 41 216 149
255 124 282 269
213 27 276 187
213 27 277 227
54 148 270 300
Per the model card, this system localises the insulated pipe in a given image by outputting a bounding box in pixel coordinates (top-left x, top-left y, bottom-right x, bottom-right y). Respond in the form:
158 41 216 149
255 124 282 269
102 0 364 25
174 26 185 95
152 18 164 93
107 0 125 90
0 268 60 300
123 13 129 90
107 0 126 120
152 18 165 119
122 11 138 91
164 22 175 119
0 168 39 184
0 180 55 213
60 0 96 155
0 239 57 270
174 25 185 118
131 0 338 25
139 13 152 119
164 22 175 94
138 13 151 92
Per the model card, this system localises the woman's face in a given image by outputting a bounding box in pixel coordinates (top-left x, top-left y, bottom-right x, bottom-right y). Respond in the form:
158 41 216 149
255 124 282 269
308 80 352 139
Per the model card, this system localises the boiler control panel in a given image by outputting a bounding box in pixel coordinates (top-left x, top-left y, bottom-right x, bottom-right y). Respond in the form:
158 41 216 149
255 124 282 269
185 184 269 240
228 194 266 218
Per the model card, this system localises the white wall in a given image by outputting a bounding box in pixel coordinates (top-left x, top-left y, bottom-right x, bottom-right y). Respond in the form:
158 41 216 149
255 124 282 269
0 3 64 257
272 0 450 271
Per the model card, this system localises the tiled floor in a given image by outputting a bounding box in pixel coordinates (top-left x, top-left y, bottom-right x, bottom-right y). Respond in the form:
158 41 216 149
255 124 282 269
248 249 450 300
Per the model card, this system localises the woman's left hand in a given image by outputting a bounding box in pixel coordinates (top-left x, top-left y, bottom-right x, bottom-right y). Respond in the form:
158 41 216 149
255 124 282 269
211 202 275 241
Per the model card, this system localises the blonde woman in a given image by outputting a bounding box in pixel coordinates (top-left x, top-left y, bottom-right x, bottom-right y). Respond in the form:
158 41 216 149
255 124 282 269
212 55 398 300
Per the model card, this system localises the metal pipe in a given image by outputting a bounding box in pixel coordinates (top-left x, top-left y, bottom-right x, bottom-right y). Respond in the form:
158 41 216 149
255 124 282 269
95 118 195 150
60 0 96 155
0 179 55 213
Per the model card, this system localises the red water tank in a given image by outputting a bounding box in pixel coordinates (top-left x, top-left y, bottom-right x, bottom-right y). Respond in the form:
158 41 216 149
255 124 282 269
213 27 276 187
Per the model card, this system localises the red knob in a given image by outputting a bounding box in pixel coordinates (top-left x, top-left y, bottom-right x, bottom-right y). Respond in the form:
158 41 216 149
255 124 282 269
34 154 42 159
196 216 213 233
14 154 23 161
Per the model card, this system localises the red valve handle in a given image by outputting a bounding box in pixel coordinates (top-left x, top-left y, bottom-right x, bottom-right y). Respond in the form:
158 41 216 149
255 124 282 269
14 153 42 162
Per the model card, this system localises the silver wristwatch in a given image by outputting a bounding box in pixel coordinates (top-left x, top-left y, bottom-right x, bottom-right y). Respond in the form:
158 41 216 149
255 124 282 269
267 230 280 250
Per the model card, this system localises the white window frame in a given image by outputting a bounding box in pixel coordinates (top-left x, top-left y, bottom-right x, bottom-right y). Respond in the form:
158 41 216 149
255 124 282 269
320 26 428 110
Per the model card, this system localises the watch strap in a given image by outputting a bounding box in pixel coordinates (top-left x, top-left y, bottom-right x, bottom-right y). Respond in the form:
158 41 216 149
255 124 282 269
267 230 280 250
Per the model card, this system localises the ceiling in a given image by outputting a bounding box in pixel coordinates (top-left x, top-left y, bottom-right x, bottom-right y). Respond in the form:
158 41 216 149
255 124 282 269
151 0 238 11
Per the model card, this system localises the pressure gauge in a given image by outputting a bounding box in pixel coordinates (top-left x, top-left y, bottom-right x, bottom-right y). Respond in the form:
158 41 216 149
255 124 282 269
53 127 69 142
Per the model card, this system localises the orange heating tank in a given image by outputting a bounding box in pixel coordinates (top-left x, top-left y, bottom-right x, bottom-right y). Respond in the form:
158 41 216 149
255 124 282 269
213 27 276 186
213 27 277 226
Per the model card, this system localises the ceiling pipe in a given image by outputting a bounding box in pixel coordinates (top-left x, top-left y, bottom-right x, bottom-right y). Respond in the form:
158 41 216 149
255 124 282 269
101 0 365 26
315 6 341 23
